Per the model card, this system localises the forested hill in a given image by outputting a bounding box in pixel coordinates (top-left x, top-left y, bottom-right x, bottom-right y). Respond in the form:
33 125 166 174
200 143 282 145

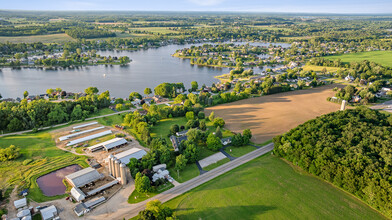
273 107 392 218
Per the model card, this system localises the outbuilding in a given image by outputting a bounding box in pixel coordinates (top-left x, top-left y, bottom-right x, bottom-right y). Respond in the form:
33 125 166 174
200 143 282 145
14 198 27 209
71 187 86 202
87 137 127 152
40 205 57 220
114 148 147 164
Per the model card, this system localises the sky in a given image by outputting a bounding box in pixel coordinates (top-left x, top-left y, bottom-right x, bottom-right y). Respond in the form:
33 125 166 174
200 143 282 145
1 0 392 14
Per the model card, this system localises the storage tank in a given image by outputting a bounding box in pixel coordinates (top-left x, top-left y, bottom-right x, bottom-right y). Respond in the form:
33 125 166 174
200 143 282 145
115 159 121 178
108 155 114 176
120 163 127 185
340 100 347 111
110 156 117 177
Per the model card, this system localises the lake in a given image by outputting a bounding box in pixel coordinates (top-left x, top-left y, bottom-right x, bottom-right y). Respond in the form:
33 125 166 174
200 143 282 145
36 164 82 197
0 42 290 99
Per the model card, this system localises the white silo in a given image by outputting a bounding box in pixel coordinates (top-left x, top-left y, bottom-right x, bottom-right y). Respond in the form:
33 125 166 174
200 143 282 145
120 163 127 185
340 100 347 111
115 159 121 178
110 156 117 177
108 154 114 176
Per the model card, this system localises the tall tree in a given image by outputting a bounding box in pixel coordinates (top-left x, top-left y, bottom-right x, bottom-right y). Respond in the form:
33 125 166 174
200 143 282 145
144 88 152 96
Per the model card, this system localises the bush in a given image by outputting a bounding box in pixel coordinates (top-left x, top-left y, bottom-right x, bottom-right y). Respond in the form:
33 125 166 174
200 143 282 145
0 145 20 162
198 112 205 119
213 117 225 127
22 159 33 166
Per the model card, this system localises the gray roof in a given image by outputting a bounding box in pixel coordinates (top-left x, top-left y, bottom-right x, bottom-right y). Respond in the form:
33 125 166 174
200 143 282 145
65 167 102 187
59 126 105 141
74 203 88 215
73 122 98 129
84 196 106 208
88 137 127 152
114 148 147 164
66 130 112 146
86 179 119 196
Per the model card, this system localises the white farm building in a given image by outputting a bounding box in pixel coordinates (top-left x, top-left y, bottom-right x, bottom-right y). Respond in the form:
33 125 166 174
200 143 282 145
65 167 102 188
87 137 127 152
114 148 147 164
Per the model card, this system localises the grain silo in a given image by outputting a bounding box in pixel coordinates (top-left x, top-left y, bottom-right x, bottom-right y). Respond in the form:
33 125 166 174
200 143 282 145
115 159 121 178
120 163 127 185
340 100 347 111
110 156 117 177
108 155 114 176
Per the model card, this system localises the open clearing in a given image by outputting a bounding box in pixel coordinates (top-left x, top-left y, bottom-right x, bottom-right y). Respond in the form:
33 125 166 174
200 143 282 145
323 51 392 67
0 33 75 43
205 84 342 144
166 154 386 220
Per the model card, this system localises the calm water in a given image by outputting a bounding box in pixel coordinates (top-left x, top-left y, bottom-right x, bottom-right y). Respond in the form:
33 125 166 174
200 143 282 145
0 42 290 98
36 164 81 196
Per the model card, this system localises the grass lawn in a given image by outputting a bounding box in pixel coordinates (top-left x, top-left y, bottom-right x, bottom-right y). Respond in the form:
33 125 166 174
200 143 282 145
128 182 174 204
302 65 344 72
0 33 75 43
324 51 392 67
165 155 386 220
198 145 217 159
96 113 125 126
224 145 257 157
0 131 88 202
203 158 230 171
150 117 188 144
88 108 115 117
168 163 199 183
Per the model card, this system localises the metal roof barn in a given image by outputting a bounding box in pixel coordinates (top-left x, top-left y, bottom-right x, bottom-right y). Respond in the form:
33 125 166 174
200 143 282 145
66 130 112 146
13 197 27 209
86 179 119 196
59 126 105 141
71 187 86 202
40 205 57 220
65 167 102 188
87 137 127 152
73 122 98 129
114 148 147 164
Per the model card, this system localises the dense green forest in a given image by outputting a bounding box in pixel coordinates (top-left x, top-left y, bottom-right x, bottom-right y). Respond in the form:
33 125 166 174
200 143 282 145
273 107 392 218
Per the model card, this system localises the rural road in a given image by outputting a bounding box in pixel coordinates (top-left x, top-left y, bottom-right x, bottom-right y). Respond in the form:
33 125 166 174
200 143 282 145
87 143 274 220
370 100 392 113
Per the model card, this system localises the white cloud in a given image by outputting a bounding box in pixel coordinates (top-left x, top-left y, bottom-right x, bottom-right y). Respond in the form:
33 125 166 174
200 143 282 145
187 0 226 6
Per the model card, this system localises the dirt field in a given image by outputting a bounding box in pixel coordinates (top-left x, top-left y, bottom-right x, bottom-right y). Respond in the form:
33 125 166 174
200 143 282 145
205 84 343 144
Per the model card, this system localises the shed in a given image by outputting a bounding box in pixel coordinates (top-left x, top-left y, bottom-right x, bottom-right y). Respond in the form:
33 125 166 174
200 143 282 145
14 198 27 209
17 209 30 218
114 148 147 164
59 126 105 141
66 130 112 146
86 179 119 196
74 203 89 217
65 167 102 188
71 187 86 202
84 196 106 208
73 122 98 129
40 205 57 220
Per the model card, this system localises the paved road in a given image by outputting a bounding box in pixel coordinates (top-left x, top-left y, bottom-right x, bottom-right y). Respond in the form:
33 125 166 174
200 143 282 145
370 100 392 113
88 143 274 220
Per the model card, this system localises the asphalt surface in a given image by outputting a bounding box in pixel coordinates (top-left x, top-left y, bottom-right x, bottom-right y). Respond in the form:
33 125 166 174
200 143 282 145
91 143 274 220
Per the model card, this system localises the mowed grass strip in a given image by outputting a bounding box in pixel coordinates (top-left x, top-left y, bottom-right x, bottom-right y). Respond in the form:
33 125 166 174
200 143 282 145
323 51 392 67
165 155 386 220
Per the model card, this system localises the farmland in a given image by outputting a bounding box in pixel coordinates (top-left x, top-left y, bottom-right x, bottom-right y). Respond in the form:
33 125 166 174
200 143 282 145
0 131 88 202
0 33 75 43
165 154 386 220
205 84 342 144
323 51 392 67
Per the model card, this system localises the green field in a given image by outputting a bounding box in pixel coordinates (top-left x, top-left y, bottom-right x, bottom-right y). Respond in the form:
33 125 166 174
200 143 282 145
0 132 88 202
165 155 386 220
128 182 174 204
0 33 75 43
224 145 257 157
324 51 392 67
150 117 188 144
168 163 199 183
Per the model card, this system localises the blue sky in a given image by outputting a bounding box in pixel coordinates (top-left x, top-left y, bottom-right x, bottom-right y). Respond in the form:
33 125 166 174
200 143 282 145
1 0 392 14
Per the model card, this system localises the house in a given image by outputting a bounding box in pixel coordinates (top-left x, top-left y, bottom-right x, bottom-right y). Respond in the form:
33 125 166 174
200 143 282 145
143 98 153 104
176 130 188 136
345 75 354 81
170 135 187 152
351 95 362 103
221 137 232 146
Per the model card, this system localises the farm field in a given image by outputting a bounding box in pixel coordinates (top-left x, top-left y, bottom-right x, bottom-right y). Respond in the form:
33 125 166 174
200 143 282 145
324 51 392 67
302 65 344 72
165 154 386 220
0 33 75 43
205 84 342 144
0 131 88 202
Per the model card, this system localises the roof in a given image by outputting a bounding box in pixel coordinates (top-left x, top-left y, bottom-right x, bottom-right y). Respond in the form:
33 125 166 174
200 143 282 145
114 148 147 164
14 198 27 209
40 205 57 220
74 203 88 216
84 196 106 208
88 138 127 152
71 187 86 202
86 179 119 196
65 167 102 187
176 130 188 136
59 126 105 141
66 130 112 146
73 122 98 129
17 209 30 218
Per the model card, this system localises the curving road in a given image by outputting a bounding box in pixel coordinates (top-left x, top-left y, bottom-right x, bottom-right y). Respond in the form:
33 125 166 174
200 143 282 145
87 143 274 220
